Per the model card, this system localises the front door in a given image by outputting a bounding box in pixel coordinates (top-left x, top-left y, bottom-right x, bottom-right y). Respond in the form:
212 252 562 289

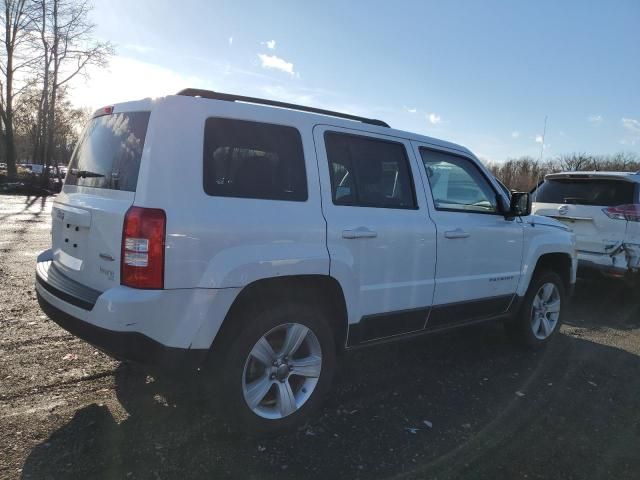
412 144 524 327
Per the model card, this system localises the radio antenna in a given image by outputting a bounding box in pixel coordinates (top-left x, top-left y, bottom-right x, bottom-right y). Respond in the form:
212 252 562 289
538 115 547 164
533 115 548 206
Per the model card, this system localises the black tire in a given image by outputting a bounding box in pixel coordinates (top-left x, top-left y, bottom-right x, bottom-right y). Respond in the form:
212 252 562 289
207 300 336 435
505 269 566 349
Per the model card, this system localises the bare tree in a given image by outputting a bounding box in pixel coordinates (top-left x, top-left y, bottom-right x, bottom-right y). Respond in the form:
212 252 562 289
0 0 35 177
487 152 640 190
35 0 112 181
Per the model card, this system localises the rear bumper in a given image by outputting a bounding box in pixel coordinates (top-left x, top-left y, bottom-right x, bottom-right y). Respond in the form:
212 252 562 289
34 250 240 369
578 250 640 279
37 291 207 370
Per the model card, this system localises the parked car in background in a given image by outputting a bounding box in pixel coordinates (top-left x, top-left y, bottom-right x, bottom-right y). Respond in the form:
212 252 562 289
20 163 45 175
36 89 577 433
533 171 640 281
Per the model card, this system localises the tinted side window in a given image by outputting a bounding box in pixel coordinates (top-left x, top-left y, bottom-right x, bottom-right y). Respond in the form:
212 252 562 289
534 179 636 206
420 148 498 213
325 132 417 209
203 118 307 201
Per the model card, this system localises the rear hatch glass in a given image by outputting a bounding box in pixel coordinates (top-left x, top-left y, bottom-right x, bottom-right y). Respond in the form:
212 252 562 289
534 178 635 206
52 111 151 292
66 111 151 191
533 178 637 254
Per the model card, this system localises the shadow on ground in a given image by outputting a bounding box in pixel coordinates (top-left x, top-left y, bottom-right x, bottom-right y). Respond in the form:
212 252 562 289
0 194 48 222
21 281 640 480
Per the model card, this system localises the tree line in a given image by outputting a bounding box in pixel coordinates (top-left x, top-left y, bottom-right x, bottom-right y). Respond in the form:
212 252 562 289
0 0 112 181
486 152 640 191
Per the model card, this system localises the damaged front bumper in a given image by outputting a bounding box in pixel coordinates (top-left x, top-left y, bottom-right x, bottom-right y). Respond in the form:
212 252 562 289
578 242 640 278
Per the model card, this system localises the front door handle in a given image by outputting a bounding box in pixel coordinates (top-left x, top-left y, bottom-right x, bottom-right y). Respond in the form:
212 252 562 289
342 227 378 239
444 228 470 239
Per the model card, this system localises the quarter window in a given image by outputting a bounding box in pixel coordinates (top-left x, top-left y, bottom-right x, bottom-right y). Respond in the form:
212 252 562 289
203 118 307 201
325 132 417 209
420 148 498 213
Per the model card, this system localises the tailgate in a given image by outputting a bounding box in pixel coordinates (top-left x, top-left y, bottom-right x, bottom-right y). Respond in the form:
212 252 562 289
50 110 150 292
52 191 135 291
533 203 626 254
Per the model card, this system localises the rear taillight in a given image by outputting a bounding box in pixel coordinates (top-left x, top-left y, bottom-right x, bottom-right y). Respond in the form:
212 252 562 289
121 206 166 289
602 204 640 222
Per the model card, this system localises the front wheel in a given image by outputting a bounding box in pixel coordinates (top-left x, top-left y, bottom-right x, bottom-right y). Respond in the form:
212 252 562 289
505 270 566 349
212 302 336 434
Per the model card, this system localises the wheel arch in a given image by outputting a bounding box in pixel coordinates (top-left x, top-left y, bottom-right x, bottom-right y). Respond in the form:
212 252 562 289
530 252 573 292
211 274 350 354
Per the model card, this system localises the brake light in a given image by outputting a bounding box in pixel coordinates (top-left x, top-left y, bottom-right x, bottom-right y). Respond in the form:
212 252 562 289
602 204 640 222
121 207 166 289
92 105 114 117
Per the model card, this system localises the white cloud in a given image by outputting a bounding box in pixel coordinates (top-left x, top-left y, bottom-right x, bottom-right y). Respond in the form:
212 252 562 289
428 113 441 125
622 117 640 135
621 117 640 145
511 131 520 138
535 134 544 143
228 36 233 46
587 114 603 124
124 44 154 54
257 53 295 75
265 40 276 50
404 106 417 114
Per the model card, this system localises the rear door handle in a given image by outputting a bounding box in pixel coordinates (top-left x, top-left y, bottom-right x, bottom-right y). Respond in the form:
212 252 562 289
444 228 470 239
342 227 378 239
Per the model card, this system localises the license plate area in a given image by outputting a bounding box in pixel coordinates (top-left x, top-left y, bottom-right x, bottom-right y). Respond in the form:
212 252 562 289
59 221 88 259
52 205 91 272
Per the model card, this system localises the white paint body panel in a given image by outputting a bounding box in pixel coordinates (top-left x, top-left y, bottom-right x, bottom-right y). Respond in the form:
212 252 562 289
39 93 577 352
36 250 240 348
517 216 578 296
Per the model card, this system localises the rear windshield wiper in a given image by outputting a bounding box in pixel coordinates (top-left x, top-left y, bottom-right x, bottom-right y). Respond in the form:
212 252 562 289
71 169 105 178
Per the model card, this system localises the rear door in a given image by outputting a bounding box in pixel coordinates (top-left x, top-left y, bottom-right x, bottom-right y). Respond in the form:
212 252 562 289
314 126 437 343
412 144 523 326
532 177 637 254
51 109 151 291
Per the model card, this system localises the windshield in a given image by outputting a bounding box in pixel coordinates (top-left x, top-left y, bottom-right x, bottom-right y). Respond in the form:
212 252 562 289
65 111 150 191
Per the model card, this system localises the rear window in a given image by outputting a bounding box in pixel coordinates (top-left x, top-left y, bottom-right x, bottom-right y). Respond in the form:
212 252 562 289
534 179 637 206
203 118 307 201
66 111 150 192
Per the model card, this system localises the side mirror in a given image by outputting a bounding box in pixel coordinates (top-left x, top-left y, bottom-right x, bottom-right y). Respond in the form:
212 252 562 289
508 192 532 217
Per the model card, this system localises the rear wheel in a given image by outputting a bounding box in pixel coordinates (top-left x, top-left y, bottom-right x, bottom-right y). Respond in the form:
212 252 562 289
506 270 565 348
211 301 336 434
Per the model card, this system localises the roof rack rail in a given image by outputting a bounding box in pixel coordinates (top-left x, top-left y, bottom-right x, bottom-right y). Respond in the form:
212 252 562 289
176 88 390 128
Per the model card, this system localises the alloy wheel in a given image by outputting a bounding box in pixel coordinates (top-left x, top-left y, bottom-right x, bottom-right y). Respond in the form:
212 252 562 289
530 282 561 340
242 323 322 419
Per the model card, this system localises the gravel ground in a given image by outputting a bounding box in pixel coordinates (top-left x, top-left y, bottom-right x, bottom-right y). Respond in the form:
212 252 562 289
1 193 639 480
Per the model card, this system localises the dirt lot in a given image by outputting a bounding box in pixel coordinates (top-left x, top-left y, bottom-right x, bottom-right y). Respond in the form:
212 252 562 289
1 194 639 480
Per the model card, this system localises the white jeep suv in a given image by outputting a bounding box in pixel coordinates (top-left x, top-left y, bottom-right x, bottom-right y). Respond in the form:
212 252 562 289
36 89 577 433
533 171 640 281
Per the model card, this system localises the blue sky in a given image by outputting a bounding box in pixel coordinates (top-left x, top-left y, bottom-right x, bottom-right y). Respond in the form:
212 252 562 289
71 0 640 163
